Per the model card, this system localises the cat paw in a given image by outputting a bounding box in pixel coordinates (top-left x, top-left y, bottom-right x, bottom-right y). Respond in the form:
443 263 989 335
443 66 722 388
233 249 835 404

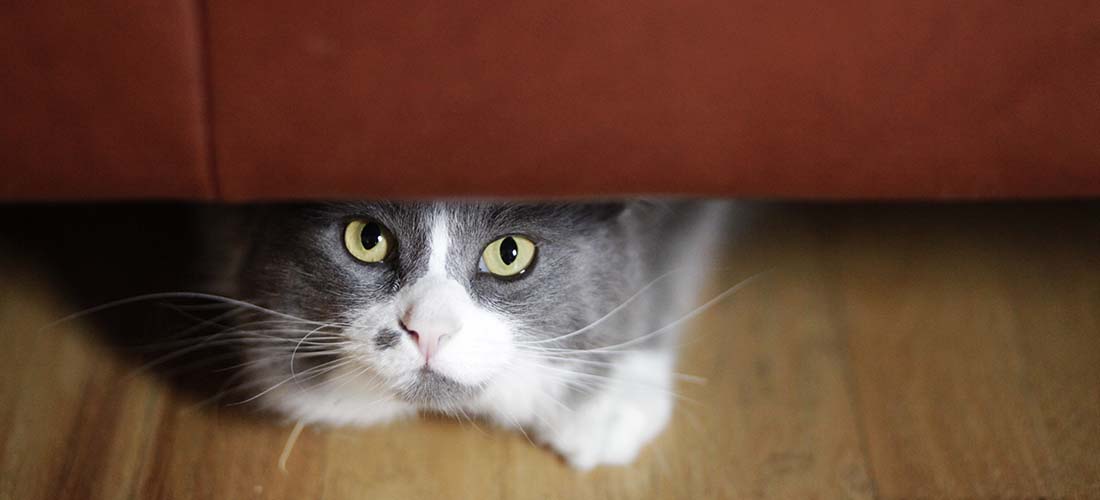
543 390 672 471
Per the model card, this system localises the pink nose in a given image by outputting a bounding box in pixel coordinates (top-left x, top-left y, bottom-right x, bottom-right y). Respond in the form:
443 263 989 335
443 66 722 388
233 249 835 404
401 309 460 362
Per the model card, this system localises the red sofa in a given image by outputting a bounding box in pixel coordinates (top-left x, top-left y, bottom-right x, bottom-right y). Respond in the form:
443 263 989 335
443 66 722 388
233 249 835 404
3 1 1099 201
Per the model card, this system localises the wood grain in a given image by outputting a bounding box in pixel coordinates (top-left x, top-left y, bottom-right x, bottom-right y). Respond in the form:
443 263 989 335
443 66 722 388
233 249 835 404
1 203 1097 499
821 205 1100 497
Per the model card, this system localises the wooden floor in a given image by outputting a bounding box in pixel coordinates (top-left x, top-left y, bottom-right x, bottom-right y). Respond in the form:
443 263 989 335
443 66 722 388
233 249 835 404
0 203 1098 499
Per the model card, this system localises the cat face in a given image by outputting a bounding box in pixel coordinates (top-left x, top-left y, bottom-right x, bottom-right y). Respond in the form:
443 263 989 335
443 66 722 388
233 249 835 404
237 202 631 410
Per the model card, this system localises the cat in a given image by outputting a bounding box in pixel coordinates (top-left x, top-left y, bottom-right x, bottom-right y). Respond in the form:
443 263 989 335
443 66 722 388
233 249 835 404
212 200 729 470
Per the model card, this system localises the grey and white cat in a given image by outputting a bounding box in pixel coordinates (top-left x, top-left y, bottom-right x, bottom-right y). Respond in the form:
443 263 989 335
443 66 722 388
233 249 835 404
218 200 728 469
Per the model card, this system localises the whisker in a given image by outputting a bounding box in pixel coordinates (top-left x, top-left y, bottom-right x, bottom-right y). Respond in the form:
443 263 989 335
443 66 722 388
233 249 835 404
39 291 350 333
517 264 716 346
278 420 307 473
127 330 348 352
292 324 336 390
228 357 357 405
534 270 767 355
152 304 250 341
518 352 708 385
318 364 379 393
122 331 352 381
203 351 340 375
181 369 252 413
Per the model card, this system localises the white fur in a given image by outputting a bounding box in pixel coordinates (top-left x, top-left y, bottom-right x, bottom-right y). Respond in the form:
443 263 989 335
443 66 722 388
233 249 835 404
261 367 415 427
470 349 570 429
426 211 449 276
533 350 675 470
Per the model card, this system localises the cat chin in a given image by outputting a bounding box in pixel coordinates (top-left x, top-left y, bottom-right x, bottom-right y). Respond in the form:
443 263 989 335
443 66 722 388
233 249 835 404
392 368 487 408
245 357 500 426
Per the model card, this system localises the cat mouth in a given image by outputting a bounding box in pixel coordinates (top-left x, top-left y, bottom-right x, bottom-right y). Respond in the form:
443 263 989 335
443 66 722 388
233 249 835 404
396 368 482 407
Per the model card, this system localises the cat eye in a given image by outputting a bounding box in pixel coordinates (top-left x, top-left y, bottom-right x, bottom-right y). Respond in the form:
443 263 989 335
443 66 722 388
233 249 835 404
480 235 536 277
344 219 393 263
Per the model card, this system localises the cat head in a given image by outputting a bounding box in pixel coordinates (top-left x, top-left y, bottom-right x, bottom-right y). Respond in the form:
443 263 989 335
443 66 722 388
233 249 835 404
234 202 634 410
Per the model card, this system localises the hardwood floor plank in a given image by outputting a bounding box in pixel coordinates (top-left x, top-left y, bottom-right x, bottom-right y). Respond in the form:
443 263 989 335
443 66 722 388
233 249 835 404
827 205 1100 497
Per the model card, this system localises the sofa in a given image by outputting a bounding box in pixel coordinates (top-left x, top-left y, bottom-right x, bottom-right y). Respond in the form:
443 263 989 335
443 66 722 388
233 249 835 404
3 0 1098 201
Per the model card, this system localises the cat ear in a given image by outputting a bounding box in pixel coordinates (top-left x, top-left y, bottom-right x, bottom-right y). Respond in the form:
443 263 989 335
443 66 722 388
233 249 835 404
581 200 679 222
581 201 629 221
590 199 679 220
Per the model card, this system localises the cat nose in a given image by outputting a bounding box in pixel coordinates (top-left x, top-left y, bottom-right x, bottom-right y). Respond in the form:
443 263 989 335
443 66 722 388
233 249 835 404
400 309 461 362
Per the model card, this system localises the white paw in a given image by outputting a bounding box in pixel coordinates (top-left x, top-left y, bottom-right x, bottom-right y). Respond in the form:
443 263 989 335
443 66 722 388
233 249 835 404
543 390 672 471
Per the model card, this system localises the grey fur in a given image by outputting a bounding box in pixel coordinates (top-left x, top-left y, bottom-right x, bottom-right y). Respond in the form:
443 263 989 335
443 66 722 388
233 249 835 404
373 328 401 350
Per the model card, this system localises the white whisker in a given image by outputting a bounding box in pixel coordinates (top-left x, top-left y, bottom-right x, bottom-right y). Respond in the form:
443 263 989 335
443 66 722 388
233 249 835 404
535 270 766 355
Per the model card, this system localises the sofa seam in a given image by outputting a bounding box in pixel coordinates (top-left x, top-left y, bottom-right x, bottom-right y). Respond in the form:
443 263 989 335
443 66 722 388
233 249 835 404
193 0 221 200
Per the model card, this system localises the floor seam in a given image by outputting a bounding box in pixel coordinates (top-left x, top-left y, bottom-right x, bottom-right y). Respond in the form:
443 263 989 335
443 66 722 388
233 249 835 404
812 209 884 500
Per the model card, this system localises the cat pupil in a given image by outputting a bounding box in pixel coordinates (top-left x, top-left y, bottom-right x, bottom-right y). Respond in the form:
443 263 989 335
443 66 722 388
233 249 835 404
500 237 518 265
360 222 382 250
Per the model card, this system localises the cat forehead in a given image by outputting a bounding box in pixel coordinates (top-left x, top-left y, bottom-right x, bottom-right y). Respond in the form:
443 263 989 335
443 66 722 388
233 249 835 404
319 202 609 237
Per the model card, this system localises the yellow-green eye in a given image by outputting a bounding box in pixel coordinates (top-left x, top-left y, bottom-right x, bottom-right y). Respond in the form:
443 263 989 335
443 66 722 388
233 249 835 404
344 219 393 263
480 235 536 277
